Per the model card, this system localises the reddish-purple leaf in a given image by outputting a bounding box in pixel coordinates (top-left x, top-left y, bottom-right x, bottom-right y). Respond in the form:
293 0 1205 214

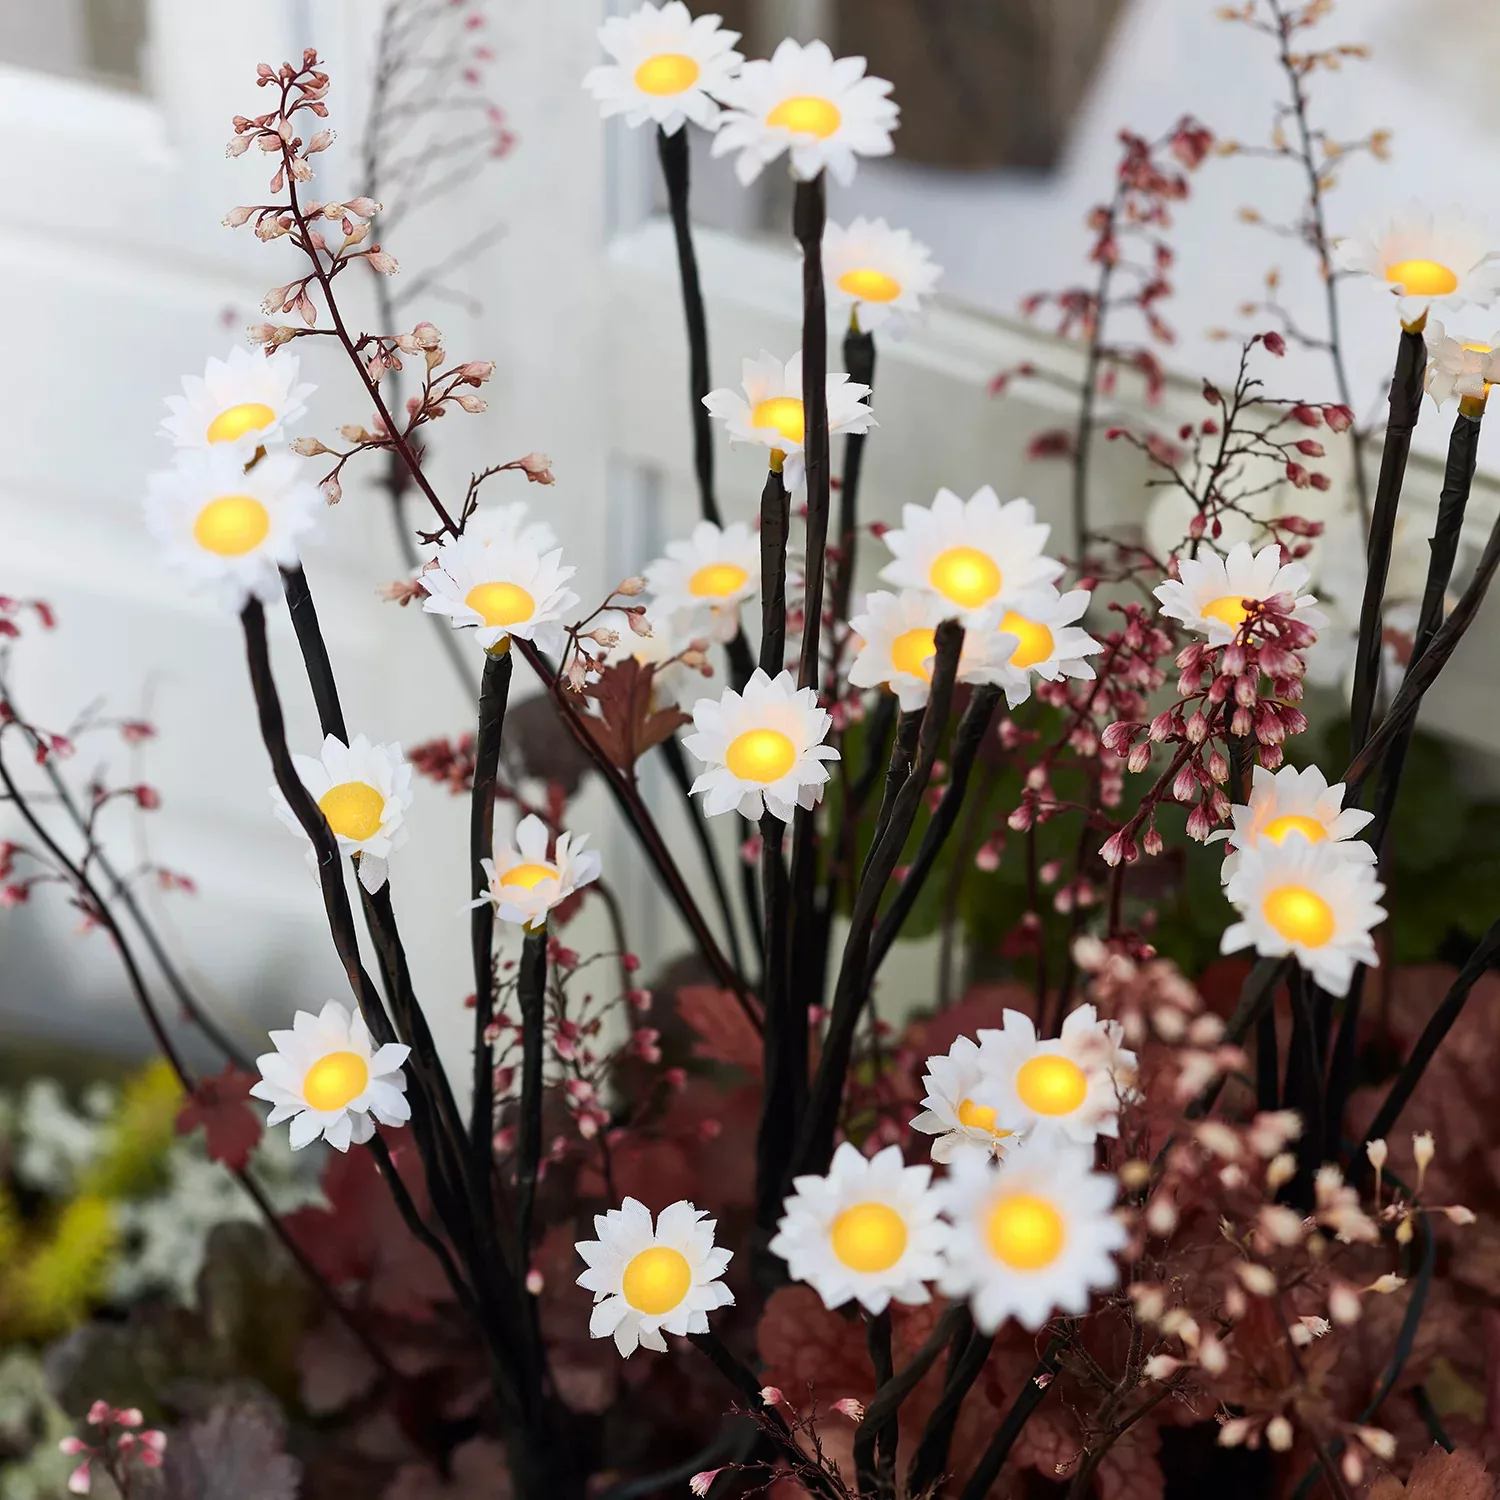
176 1064 263 1171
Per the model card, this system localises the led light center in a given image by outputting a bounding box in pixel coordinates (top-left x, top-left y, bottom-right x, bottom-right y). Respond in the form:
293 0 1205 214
318 781 386 842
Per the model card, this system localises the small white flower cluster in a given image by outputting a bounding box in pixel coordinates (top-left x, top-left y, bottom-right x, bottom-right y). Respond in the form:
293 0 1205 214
1214 764 1386 997
850 486 1103 712
574 1007 1136 1354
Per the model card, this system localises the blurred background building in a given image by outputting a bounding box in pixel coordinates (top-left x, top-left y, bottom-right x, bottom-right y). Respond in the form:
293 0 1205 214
3 0 1499 1087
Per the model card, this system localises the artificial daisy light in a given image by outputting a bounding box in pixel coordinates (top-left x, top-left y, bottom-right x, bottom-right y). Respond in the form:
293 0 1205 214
702 350 874 490
160 346 315 455
422 531 579 656
983 585 1104 709
1221 835 1386 997
143 448 321 611
909 1035 1015 1164
934 1141 1127 1333
643 519 761 643
981 1006 1136 1148
250 1000 412 1151
878 487 1063 626
472 813 602 930
769 1142 947 1315
1152 540 1326 646
583 1 743 136
684 667 839 822
1334 201 1500 326
575 1198 733 1357
1422 318 1499 408
846 589 1022 711
1209 763 1375 881
270 734 414 893
823 217 942 334
712 37 898 187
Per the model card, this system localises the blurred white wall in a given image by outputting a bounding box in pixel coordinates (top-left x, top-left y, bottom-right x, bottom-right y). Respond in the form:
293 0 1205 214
3 0 1499 1091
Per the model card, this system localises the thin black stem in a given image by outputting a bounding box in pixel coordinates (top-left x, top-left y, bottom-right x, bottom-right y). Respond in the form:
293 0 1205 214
864 1310 896 1500
1283 969 1324 1210
795 173 831 696
867 687 1001 976
659 733 747 977
827 325 876 697
794 625 962 1183
657 125 721 528
1348 325 1426 761
907 1322 994 1497
956 1335 1065 1500
470 648 513 1212
515 926 548 1263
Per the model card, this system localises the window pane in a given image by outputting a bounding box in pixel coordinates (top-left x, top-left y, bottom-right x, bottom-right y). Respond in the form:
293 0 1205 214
0 0 147 89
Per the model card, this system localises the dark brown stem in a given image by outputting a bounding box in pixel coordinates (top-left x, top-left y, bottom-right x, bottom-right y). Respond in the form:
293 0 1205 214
957 1334 1065 1500
864 1310 896 1500
827 326 876 697
470 648 513 1209
657 125 721 527
795 173 831 695
515 926 548 1263
906 1320 994 1496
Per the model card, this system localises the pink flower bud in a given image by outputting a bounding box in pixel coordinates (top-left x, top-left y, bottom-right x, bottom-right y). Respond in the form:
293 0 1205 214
1171 765 1197 802
1127 741 1152 774
366 247 399 275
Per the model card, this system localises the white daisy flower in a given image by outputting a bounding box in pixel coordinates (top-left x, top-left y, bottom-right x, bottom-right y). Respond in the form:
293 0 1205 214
1333 202 1500 325
470 813 602 930
461 501 559 556
160 346 316 455
144 448 320 611
877 488 1063 627
1422 318 1500 407
684 667 839 823
934 1141 1127 1333
712 38 898 187
983 1006 1136 1149
270 733 414 894
702 350 874 492
576 1197 734 1357
1153 541 1327 646
643 520 761 644
845 590 1023 711
909 1035 1017 1165
983 586 1103 710
250 999 411 1152
422 531 579 656
1221 835 1386 997
1209 764 1376 882
823 217 942 334
583 2 742 136
768 1142 948 1315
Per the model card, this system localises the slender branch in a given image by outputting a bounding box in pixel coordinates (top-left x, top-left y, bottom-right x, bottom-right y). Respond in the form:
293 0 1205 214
515 926 548 1262
795 624 962 1184
956 1334 1065 1500
867 686 1001 976
906 1322 995 1497
827 326 876 697
470 648 513 1215
795 173 831 697
657 126 722 528
864 1310 896 1500
1348 325 1426 760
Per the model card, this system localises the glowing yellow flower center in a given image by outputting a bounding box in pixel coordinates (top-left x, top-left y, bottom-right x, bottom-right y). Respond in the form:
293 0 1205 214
1201 595 1252 630
1385 259 1459 297
1262 814 1327 846
999 611 1055 669
1015 1054 1089 1116
830 1201 908 1273
767 95 841 138
751 396 806 445
957 1098 1012 1138
318 781 386 841
193 495 270 557
985 1193 1066 1270
891 627 938 680
465 581 536 628
837 268 902 303
500 862 558 890
1463 341 1494 354
633 52 700 95
302 1050 370 1112
689 562 749 599
621 1245 692 1315
1263 884 1335 948
206 401 277 446
929 547 1001 610
725 728 797 783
